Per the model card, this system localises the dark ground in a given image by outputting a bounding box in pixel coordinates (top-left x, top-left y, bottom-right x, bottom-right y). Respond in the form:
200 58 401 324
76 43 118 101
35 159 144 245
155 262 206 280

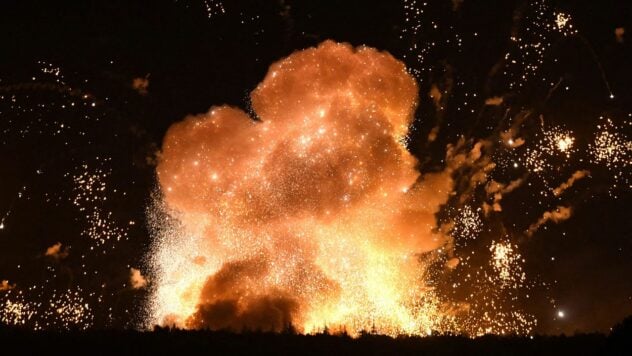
2 315 631 355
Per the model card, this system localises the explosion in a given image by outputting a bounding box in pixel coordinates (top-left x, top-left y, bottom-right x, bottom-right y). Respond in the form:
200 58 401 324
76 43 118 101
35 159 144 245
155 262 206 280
149 41 457 335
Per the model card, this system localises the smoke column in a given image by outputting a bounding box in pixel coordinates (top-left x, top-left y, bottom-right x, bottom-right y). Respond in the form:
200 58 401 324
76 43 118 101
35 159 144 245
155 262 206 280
149 41 456 335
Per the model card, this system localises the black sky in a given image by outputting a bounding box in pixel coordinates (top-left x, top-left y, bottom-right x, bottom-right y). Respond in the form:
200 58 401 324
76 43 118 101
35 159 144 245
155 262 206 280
0 0 630 334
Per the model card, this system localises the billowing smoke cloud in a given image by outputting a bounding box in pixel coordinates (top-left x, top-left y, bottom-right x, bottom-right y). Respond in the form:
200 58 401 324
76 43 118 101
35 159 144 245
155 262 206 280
451 0 464 12
485 96 504 106
484 177 525 214
45 242 69 260
552 170 590 196
151 41 456 334
130 268 148 289
448 139 497 206
0 280 15 291
526 206 572 237
186 257 298 331
429 84 443 110
615 27 625 43
500 112 531 149
132 75 150 95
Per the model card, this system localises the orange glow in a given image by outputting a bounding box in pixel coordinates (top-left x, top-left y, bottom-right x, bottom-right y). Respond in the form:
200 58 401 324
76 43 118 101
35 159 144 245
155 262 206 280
150 41 456 335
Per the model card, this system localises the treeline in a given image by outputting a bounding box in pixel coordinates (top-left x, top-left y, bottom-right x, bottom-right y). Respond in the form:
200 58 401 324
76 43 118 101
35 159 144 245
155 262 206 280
1 316 631 355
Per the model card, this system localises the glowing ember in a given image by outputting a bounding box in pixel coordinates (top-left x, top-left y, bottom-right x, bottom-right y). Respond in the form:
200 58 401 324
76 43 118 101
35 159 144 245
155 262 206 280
553 12 577 36
490 240 525 289
556 136 574 154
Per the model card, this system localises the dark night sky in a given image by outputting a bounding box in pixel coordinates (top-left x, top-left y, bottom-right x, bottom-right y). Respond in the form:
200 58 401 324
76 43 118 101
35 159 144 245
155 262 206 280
0 0 630 334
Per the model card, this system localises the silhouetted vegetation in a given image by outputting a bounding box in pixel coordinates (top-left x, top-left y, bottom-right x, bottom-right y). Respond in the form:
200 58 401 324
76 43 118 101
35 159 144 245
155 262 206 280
1 316 631 355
